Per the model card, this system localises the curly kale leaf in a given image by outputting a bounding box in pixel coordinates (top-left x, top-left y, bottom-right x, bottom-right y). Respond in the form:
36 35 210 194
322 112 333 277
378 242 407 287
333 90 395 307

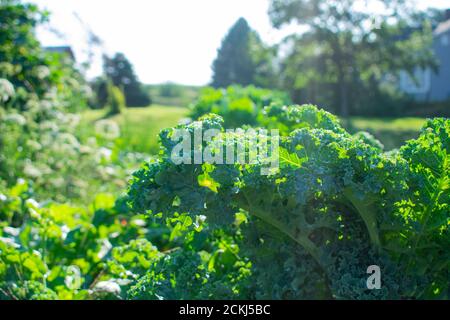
126 106 449 299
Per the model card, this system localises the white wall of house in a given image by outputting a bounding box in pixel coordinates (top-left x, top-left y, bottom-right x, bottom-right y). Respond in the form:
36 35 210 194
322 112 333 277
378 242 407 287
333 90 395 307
398 19 450 103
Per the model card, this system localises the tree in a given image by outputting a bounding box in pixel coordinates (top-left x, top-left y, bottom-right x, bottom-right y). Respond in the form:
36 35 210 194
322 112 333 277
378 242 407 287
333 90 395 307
269 0 436 116
91 76 110 108
212 18 277 88
103 53 151 107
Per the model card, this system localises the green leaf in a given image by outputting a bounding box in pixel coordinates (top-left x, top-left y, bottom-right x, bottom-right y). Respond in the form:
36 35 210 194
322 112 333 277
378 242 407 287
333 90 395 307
279 147 307 168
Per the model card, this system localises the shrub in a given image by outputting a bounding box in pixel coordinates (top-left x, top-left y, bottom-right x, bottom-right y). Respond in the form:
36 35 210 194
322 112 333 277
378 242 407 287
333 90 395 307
109 86 126 115
0 1 142 203
189 85 291 127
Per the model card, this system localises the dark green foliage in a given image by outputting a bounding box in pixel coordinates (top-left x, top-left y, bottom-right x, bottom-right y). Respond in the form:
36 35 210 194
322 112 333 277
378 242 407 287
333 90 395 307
407 100 450 118
212 18 277 89
212 18 254 88
127 104 449 299
0 0 49 101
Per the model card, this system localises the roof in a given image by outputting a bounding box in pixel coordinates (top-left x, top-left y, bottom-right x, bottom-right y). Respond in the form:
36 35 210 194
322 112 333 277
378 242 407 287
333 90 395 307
434 19 450 36
44 46 75 60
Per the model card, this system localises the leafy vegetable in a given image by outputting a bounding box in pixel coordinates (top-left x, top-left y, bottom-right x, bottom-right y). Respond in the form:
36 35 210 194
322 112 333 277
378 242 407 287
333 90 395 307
127 105 449 299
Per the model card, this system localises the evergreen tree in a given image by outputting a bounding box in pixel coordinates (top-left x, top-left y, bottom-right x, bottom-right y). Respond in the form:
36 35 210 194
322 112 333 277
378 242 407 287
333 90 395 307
212 18 276 88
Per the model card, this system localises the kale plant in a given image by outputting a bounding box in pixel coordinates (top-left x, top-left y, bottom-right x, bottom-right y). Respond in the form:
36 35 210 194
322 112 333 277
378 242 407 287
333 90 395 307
127 105 448 299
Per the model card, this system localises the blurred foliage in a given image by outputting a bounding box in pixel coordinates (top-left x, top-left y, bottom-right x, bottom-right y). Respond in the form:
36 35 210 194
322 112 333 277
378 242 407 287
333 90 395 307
80 106 189 154
0 0 90 112
109 86 126 116
212 18 278 89
269 0 437 117
0 0 145 203
406 100 450 118
103 53 151 107
0 92 133 202
0 0 160 299
146 83 201 108
344 117 426 150
190 85 291 128
158 82 183 98
90 77 110 109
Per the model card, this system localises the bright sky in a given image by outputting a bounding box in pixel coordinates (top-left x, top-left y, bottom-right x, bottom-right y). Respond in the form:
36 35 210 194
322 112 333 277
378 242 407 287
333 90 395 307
31 0 450 86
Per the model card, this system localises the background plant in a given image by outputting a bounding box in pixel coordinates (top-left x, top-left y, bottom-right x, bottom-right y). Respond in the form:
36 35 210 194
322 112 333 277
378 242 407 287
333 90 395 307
189 85 291 128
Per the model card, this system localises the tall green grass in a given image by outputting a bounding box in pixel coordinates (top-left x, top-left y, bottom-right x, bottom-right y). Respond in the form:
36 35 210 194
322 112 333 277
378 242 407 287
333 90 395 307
81 105 189 154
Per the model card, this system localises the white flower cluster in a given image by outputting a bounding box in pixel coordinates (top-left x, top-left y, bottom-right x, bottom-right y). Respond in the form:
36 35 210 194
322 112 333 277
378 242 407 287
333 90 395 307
3 113 26 126
0 78 15 102
34 65 50 80
95 119 121 140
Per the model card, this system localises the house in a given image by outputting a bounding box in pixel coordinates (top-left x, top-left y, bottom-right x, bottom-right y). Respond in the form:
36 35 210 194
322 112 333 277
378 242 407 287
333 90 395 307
44 46 76 61
399 11 450 102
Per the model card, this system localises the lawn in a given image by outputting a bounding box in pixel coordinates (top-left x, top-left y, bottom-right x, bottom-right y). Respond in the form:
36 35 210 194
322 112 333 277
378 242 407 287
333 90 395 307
346 117 428 150
146 84 202 108
348 117 426 132
81 105 189 154
81 106 429 154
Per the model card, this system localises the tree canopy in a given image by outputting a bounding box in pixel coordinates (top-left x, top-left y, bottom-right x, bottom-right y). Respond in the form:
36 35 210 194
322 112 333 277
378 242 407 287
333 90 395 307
269 0 437 116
